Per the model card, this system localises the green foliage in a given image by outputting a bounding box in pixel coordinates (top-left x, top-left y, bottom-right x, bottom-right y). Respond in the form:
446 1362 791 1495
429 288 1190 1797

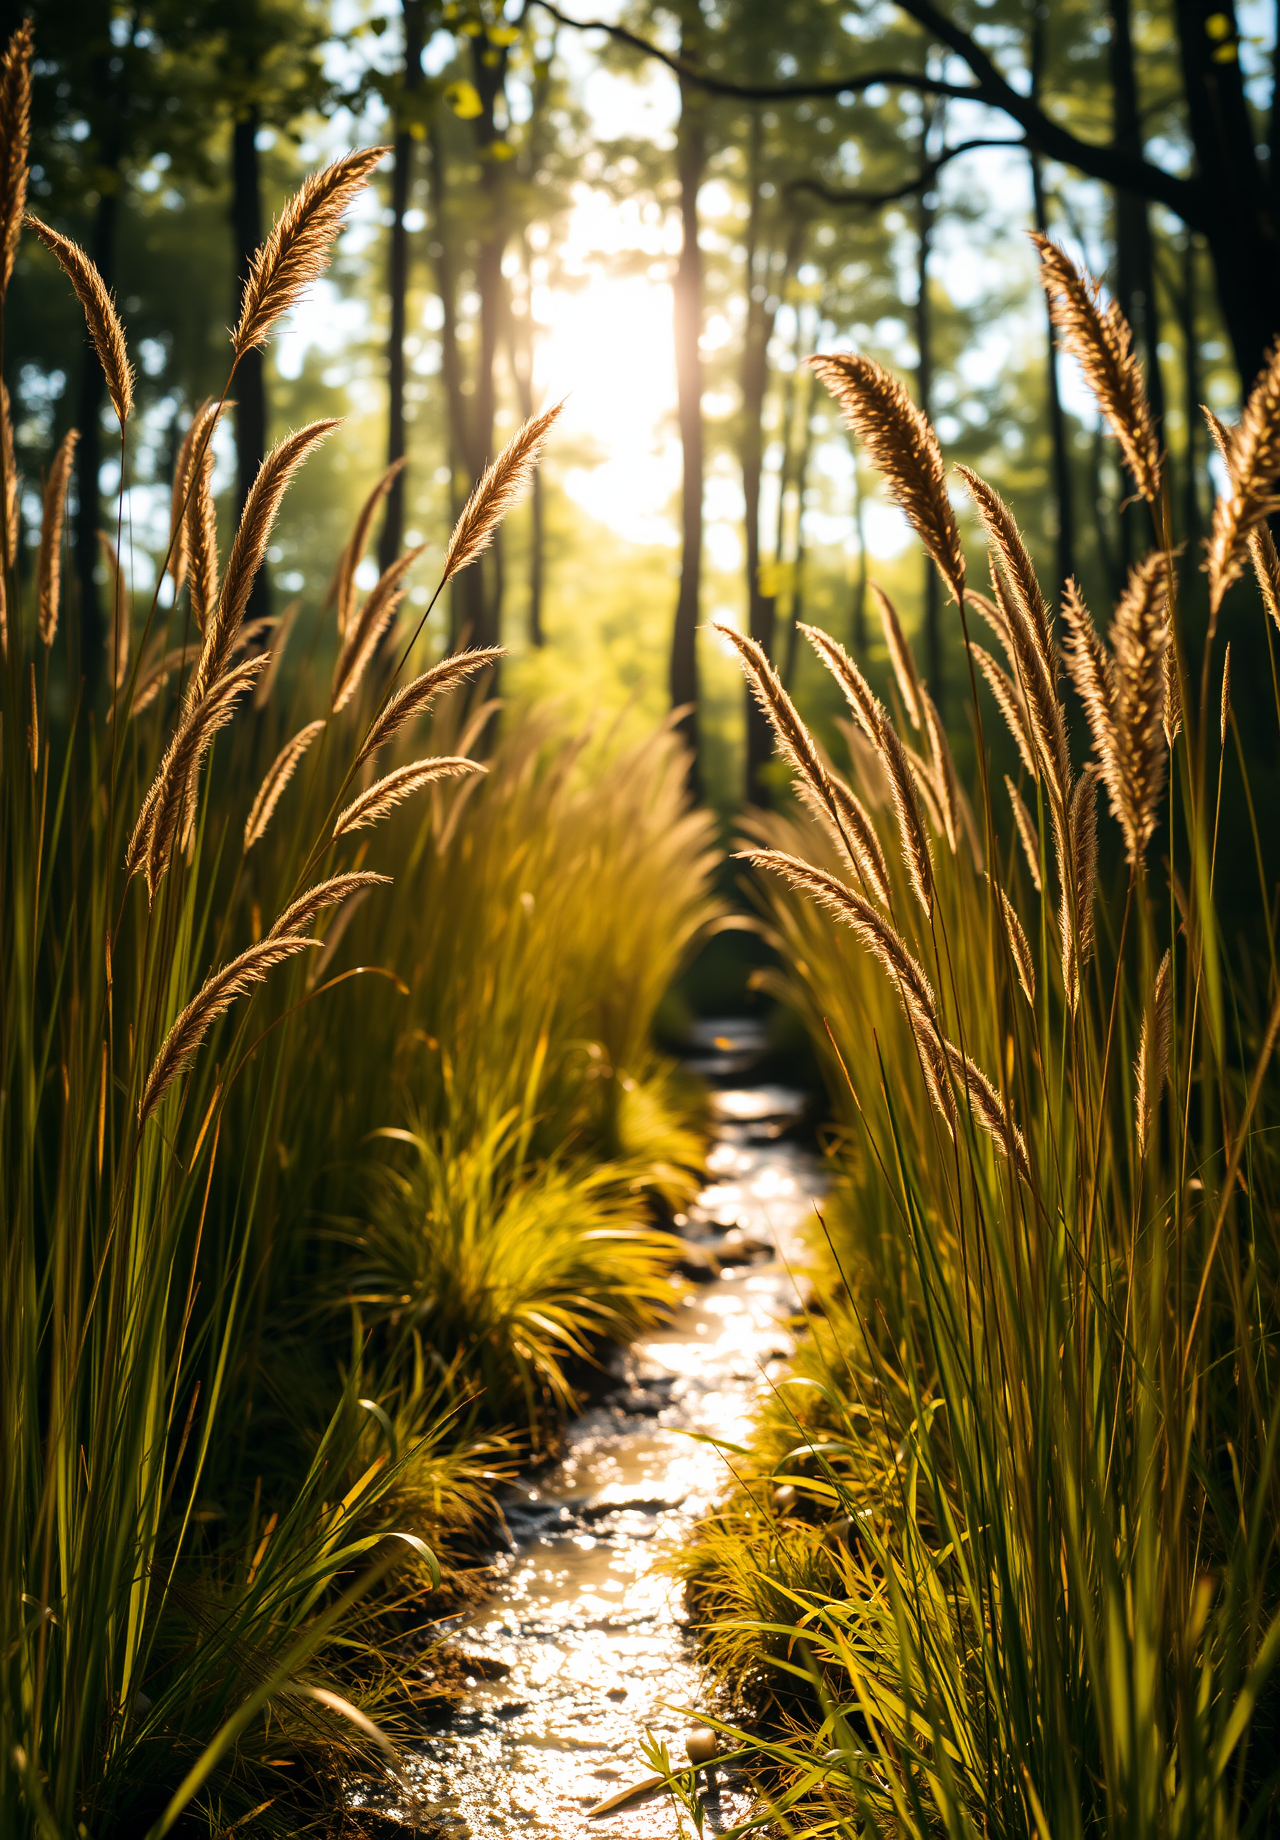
678 396 1280 1834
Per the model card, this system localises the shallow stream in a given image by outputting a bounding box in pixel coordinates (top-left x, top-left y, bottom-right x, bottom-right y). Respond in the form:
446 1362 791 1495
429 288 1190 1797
403 1024 824 1837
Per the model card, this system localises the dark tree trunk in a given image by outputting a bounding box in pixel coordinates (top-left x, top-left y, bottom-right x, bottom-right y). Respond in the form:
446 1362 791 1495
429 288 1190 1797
1029 4 1076 594
782 360 818 691
1181 232 1202 550
915 111 941 700
429 118 469 650
1030 153 1077 594
742 111 772 801
670 49 706 787
509 233 544 645
74 185 116 682
1175 0 1280 394
232 104 269 624
850 439 867 650
378 0 425 576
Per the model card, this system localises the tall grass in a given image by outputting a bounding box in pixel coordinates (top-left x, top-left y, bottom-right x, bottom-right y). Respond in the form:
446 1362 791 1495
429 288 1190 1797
682 266 1280 1836
0 34 656 1830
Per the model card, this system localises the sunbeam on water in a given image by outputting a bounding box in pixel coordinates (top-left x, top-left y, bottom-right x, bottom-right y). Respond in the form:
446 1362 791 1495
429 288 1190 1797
382 1054 825 1837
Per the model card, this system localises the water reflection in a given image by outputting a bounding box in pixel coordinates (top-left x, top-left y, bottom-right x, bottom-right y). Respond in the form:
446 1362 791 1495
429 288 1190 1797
402 1077 824 1837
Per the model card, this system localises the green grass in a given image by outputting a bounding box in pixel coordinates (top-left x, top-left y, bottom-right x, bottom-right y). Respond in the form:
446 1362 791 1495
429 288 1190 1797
0 91 715 1837
677 357 1280 1834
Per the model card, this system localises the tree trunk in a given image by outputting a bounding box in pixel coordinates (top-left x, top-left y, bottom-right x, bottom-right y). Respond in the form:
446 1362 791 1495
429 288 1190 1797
1030 154 1077 595
782 360 818 691
378 0 425 576
1175 0 1280 394
915 109 941 699
508 232 544 645
232 104 269 624
429 118 469 650
850 437 867 650
670 45 706 787
1028 4 1076 595
1180 232 1202 550
74 185 115 682
742 111 771 800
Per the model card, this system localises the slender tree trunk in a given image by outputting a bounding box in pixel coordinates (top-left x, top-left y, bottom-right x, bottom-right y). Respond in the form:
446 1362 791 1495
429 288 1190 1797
508 233 544 645
464 35 513 652
755 222 803 704
742 111 772 801
850 437 867 651
74 185 116 681
1175 0 1279 392
1181 231 1202 550
782 360 818 691
1029 5 1076 594
378 0 425 575
1111 0 1167 564
670 45 706 786
232 104 269 624
429 119 469 650
916 104 941 699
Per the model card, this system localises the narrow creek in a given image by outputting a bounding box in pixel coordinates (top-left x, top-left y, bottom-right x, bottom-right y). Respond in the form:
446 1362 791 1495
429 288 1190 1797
403 1022 826 1837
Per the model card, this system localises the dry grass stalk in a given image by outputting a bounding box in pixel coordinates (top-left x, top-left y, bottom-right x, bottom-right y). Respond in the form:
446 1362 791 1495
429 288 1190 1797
1061 769 1098 1012
921 687 960 854
1135 947 1173 1156
984 546 1070 814
810 352 965 603
1031 232 1160 505
957 467 1053 663
1109 552 1169 867
445 401 563 583
1247 524 1280 633
0 381 17 567
870 581 923 727
738 847 940 1047
0 22 31 299
138 934 319 1126
244 719 327 851
330 456 407 637
128 655 266 894
331 544 426 713
167 398 217 593
332 755 484 838
1204 342 1280 612
1005 775 1043 894
183 401 223 635
356 646 503 768
1221 642 1232 747
98 532 129 690
267 870 392 940
28 216 134 424
233 146 389 357
991 878 1035 1005
191 419 338 706
941 1037 1031 1183
37 427 78 645
254 596 301 709
26 657 37 772
827 774 893 907
799 621 881 739
125 641 200 719
975 646 1038 782
878 711 935 918
1062 576 1116 750
712 622 836 805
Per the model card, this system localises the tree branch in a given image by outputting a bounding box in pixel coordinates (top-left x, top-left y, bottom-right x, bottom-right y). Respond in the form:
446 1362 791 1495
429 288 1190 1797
788 134 1027 209
531 0 1209 230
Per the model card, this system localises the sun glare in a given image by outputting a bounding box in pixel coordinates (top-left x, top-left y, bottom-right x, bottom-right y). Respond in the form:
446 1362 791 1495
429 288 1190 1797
532 191 682 549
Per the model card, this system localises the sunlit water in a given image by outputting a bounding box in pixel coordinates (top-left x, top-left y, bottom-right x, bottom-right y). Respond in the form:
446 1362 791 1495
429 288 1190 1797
395 1038 824 1838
